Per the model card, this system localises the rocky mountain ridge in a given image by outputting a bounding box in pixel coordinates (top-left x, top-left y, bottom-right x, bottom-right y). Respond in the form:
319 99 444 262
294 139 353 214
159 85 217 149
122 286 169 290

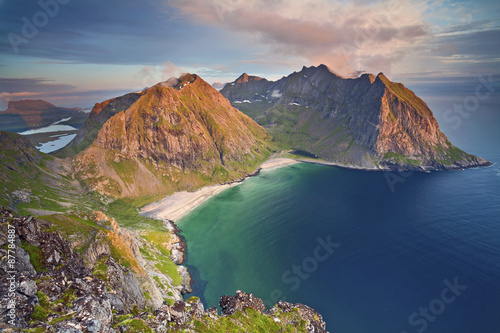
73 73 273 198
221 64 491 171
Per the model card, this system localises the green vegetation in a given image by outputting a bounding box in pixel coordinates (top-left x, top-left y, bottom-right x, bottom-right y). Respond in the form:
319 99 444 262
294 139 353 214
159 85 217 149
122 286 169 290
30 305 48 322
188 308 308 333
48 313 75 325
433 142 471 165
383 152 422 167
114 318 154 333
153 256 182 286
92 256 109 281
30 289 77 324
55 288 78 308
20 240 46 272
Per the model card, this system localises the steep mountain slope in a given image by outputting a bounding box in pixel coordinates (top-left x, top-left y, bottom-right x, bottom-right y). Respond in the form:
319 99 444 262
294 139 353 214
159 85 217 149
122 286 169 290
221 65 491 171
74 74 273 199
54 92 143 158
0 131 92 215
0 100 87 132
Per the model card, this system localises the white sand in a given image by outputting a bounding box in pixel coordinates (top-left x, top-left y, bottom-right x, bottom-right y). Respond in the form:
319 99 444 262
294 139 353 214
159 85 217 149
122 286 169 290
140 158 299 222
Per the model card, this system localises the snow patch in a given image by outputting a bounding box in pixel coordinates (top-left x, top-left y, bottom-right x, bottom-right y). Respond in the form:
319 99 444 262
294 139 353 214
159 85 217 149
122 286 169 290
271 90 282 98
288 102 301 106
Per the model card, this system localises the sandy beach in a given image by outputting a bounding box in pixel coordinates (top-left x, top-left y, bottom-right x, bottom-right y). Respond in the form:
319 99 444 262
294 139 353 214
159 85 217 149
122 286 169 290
140 158 299 222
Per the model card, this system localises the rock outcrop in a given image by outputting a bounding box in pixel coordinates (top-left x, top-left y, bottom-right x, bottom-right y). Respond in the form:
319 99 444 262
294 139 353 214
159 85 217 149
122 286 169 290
0 209 328 333
221 64 491 171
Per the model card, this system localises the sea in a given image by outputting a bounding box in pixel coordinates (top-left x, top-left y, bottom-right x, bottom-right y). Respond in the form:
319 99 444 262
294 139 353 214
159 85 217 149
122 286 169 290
178 80 500 333
19 117 77 153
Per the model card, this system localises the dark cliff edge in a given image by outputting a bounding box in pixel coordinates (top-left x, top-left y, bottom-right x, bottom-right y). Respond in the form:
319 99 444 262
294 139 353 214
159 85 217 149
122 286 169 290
0 209 327 332
221 64 491 172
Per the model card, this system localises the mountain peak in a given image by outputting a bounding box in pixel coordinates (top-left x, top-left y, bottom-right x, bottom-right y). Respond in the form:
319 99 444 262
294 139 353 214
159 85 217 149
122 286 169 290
74 73 272 198
154 73 200 91
359 73 376 84
220 65 491 171
376 72 388 81
234 73 264 84
299 64 343 79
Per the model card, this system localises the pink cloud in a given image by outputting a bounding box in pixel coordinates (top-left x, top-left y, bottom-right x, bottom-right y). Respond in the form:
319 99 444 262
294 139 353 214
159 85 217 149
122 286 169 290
169 0 428 77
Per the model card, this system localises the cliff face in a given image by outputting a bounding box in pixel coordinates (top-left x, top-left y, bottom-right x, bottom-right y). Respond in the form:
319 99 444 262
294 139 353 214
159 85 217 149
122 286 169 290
74 74 273 198
55 92 143 158
221 65 491 171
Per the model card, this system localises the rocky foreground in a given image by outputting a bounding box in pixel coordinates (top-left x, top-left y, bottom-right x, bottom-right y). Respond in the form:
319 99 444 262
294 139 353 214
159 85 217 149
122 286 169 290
0 209 327 332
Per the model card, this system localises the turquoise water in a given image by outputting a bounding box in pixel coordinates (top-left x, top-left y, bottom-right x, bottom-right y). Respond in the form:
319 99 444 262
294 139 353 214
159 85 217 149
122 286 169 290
179 100 500 332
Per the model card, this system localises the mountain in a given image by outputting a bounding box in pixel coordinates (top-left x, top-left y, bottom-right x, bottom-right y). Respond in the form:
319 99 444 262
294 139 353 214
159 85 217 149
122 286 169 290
211 81 227 90
0 131 93 216
221 65 491 171
73 73 273 199
54 92 144 158
0 99 88 132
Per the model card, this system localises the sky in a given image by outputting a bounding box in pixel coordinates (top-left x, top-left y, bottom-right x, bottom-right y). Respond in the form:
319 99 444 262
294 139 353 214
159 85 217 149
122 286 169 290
0 0 499 108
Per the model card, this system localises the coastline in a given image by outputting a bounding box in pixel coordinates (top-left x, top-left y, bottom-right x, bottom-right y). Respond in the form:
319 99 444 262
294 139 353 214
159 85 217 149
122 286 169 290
295 157 492 172
139 157 299 222
139 154 492 223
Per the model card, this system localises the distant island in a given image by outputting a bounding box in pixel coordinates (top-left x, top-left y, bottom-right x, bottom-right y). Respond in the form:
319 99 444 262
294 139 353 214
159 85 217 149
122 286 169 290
0 99 88 133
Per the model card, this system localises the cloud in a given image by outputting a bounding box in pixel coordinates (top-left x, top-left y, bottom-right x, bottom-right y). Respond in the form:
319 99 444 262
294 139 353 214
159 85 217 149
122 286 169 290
0 77 132 109
169 0 429 77
137 61 185 88
0 78 75 94
0 91 41 100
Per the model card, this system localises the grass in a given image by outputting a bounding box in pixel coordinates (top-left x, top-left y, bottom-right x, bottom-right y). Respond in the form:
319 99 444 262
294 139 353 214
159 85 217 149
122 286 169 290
433 142 470 165
383 152 422 167
20 240 46 272
114 318 154 333
92 256 109 281
153 257 182 286
141 231 171 257
30 305 48 322
188 308 308 333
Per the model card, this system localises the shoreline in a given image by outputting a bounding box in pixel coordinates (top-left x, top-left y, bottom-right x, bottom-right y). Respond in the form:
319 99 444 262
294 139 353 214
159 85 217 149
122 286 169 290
139 158 299 222
295 157 492 172
139 155 491 223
